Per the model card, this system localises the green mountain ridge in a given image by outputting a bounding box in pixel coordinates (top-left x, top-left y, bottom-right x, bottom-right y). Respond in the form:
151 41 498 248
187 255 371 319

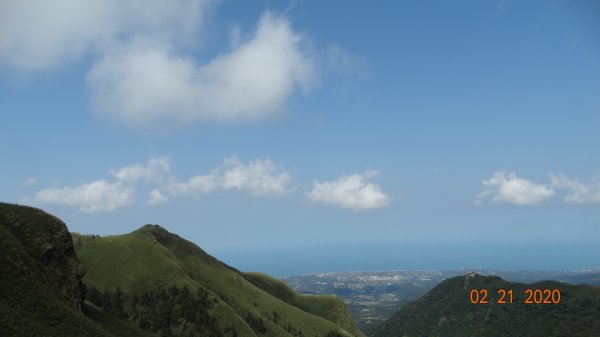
77 223 365 337
0 203 365 337
373 272 600 337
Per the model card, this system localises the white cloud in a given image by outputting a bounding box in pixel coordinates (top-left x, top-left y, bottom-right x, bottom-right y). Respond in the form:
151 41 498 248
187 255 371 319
0 2 316 128
0 0 210 71
221 156 291 196
31 180 133 212
476 172 555 206
111 156 170 183
306 171 389 211
147 189 169 206
323 45 369 77
24 156 290 210
26 157 168 212
147 156 290 205
550 174 600 204
148 173 218 205
87 12 315 127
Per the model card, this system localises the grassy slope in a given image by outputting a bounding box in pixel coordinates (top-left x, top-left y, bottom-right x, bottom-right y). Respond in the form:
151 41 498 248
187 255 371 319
75 230 199 292
373 273 600 337
243 272 365 337
0 203 152 337
78 224 363 337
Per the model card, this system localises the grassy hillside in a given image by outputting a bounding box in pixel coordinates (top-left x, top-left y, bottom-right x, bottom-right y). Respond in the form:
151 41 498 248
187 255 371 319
77 224 366 337
0 202 152 337
373 273 600 337
243 272 363 336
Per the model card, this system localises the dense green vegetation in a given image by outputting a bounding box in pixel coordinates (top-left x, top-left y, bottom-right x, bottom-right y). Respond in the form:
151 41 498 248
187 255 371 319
373 273 600 337
1 203 364 337
86 285 221 336
0 203 152 337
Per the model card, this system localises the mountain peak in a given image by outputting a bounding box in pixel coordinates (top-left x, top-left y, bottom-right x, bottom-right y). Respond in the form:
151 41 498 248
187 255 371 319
137 223 167 232
135 224 172 239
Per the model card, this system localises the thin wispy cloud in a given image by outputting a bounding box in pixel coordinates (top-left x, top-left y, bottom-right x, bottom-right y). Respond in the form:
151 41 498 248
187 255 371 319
306 171 389 211
24 156 292 212
25 156 170 212
148 156 291 205
111 156 171 183
149 174 218 206
22 177 38 187
550 174 600 204
322 45 370 78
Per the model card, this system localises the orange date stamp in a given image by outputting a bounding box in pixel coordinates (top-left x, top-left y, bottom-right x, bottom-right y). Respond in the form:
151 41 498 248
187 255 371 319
469 289 561 304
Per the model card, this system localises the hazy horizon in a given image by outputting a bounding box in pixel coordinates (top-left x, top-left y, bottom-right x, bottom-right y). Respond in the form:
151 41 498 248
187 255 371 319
214 242 600 277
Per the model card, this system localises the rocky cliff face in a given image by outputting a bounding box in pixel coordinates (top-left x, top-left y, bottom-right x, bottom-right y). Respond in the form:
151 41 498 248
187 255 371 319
0 203 84 310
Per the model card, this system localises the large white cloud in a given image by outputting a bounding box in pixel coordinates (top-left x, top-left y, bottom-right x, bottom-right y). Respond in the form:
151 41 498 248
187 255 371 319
31 180 134 213
148 156 291 205
476 172 555 206
87 12 315 127
0 1 316 127
550 174 600 204
306 171 389 211
0 0 210 71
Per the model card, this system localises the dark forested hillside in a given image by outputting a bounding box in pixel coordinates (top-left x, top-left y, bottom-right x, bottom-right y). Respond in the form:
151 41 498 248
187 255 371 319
373 273 600 337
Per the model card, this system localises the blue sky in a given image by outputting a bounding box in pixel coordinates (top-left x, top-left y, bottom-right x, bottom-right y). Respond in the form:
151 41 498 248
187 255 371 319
1 0 599 275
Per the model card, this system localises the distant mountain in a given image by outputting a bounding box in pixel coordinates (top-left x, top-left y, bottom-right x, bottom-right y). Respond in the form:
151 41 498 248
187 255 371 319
0 203 364 337
373 273 600 337
554 272 600 286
